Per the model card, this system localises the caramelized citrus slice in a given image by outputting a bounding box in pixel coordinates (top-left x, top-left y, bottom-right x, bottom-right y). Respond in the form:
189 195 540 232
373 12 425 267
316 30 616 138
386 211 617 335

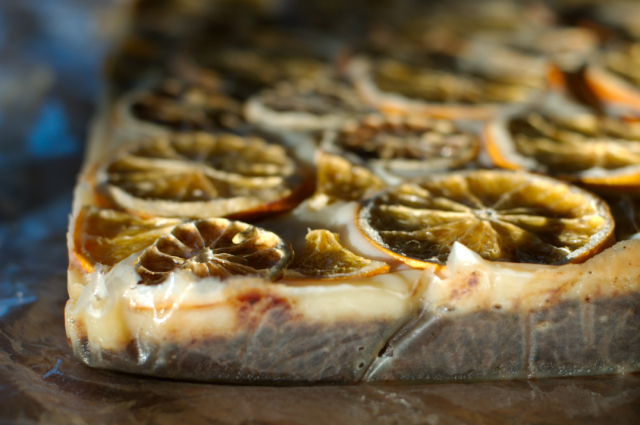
95 132 313 220
73 207 183 272
357 170 614 267
136 218 292 285
485 102 640 191
119 78 246 133
283 229 389 280
323 114 479 182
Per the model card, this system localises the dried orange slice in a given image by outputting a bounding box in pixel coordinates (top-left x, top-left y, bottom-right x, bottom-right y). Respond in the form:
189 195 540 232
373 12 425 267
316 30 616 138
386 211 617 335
116 78 247 136
357 169 615 268
175 28 333 100
309 152 386 210
72 207 183 272
377 0 555 42
283 229 389 280
136 218 292 285
472 27 597 71
94 132 313 220
368 0 596 74
484 97 640 192
245 78 373 132
390 12 596 71
322 114 479 183
584 43 640 113
347 53 545 120
372 54 544 103
565 1 640 41
573 2 640 113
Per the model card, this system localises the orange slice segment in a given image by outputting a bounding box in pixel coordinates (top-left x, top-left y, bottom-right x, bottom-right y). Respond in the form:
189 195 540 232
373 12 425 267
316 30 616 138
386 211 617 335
136 218 292 285
72 207 183 272
283 229 389 280
357 169 615 267
94 132 313 220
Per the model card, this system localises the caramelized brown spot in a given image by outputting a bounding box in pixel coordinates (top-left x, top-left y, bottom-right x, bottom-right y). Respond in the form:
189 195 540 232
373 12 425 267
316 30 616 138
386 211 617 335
468 272 479 288
236 290 290 309
237 290 264 306
235 289 294 326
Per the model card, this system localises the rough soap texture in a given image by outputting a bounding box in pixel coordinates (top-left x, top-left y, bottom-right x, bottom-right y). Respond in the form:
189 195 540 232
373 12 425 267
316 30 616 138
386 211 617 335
367 294 640 382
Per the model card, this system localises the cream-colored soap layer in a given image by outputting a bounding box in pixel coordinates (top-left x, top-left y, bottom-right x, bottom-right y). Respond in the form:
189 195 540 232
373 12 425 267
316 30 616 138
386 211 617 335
66 252 421 352
418 241 640 316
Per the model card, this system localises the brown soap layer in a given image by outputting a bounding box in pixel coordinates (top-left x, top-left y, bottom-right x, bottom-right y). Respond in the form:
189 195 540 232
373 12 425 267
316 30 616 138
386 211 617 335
366 293 640 383
69 305 407 384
